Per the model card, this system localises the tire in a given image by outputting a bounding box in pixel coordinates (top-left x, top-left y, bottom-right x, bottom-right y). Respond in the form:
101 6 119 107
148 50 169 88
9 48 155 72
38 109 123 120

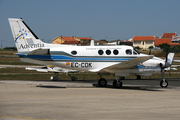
71 77 77 81
98 78 107 87
113 80 123 88
137 75 141 80
160 80 168 88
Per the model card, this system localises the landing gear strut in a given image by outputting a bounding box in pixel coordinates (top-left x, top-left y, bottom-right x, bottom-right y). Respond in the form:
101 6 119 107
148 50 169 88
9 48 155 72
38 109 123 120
113 77 123 88
68 74 78 81
160 69 168 87
50 72 59 81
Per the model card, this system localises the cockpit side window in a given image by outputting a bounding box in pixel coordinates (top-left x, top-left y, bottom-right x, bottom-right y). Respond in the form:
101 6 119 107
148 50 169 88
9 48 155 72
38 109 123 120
126 49 132 55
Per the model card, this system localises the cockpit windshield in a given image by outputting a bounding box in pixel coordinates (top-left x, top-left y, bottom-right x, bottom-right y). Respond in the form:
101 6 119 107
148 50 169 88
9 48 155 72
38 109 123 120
133 48 140 55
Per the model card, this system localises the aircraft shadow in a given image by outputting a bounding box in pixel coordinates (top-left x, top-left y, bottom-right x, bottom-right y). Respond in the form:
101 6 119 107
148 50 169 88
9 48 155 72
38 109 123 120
36 85 66 89
92 84 163 91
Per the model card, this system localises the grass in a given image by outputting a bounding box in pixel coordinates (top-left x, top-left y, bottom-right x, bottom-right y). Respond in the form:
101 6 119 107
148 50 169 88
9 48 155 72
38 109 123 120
0 57 37 65
0 67 180 81
0 51 16 55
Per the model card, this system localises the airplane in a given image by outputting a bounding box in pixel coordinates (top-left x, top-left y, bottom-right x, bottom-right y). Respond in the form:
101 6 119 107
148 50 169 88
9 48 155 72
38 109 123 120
8 18 175 88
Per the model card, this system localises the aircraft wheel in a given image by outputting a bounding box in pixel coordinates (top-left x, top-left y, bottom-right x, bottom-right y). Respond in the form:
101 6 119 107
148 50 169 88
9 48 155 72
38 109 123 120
98 78 107 87
137 75 141 80
113 80 123 88
160 80 168 88
50 77 59 81
71 77 78 81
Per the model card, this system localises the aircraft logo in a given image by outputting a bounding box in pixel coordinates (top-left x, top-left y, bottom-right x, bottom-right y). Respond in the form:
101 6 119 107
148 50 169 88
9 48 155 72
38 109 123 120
15 29 29 43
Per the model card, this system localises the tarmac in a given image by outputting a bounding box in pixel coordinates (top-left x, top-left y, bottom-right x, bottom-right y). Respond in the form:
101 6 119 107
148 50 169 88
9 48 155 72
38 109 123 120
0 79 180 120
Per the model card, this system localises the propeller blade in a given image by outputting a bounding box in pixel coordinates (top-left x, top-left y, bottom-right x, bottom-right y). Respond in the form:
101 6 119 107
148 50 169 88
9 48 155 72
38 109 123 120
165 47 169 63
149 49 151 55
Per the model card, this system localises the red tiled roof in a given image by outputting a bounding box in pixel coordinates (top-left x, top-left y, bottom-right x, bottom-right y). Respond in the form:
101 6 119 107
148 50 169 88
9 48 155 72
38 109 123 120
61 37 77 41
133 36 155 41
63 41 79 44
76 37 93 40
171 43 180 45
154 38 172 46
162 33 176 38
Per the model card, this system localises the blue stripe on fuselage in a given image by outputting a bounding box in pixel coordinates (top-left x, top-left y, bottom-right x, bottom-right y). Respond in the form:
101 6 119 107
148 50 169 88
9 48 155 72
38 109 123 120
136 65 160 69
16 53 133 61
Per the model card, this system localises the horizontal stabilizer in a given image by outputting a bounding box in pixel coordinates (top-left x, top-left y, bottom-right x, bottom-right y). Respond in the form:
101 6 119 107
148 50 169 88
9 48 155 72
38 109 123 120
26 67 49 72
26 66 79 73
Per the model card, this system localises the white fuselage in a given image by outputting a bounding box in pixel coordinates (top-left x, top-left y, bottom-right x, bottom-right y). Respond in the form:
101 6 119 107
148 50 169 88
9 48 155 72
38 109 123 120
17 43 164 77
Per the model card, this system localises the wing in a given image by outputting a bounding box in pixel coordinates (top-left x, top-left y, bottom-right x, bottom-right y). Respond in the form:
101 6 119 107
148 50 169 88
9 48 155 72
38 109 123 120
100 55 154 73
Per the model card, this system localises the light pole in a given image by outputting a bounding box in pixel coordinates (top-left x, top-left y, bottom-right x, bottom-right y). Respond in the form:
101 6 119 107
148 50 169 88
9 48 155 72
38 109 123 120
1 40 2 49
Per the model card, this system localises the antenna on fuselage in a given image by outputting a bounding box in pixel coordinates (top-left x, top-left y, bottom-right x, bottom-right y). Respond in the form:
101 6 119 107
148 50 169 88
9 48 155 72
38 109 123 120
90 40 94 46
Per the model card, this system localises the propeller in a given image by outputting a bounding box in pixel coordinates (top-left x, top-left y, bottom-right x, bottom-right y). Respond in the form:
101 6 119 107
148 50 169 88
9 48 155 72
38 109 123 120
159 47 171 69
149 49 151 55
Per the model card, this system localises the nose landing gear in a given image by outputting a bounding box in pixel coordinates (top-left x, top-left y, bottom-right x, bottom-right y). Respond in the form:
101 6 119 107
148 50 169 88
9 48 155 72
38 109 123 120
160 69 168 88
113 77 123 88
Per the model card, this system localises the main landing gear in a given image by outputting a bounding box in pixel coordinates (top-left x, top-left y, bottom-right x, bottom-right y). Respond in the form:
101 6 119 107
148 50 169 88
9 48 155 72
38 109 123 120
98 77 123 88
113 77 123 88
98 78 107 87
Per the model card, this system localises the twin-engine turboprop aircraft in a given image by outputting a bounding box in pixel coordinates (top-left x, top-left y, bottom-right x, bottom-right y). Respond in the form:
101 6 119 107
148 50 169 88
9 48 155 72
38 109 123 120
8 18 175 88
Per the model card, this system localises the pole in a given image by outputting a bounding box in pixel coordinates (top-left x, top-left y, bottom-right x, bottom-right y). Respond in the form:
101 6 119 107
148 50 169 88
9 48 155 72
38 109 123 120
1 40 2 49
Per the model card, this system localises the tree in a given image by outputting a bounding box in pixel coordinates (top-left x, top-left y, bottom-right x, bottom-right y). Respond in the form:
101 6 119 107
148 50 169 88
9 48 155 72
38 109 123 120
148 46 154 49
134 46 141 50
100 39 108 43
3 47 17 51
159 43 170 52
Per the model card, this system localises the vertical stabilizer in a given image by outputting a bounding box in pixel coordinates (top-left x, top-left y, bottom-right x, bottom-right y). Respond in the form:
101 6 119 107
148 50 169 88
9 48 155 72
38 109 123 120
8 18 45 52
167 53 174 65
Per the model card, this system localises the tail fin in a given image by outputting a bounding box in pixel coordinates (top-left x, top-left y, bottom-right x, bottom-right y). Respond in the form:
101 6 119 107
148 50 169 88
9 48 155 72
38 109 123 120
167 53 174 65
8 18 45 52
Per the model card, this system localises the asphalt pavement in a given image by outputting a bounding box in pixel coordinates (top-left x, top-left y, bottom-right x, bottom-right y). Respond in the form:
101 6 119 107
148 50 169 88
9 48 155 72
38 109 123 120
0 79 180 120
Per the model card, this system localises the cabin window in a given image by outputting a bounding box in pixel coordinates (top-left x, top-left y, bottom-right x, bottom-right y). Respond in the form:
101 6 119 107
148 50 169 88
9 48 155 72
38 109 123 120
126 49 132 55
98 50 104 55
106 50 111 55
113 49 119 55
71 50 77 55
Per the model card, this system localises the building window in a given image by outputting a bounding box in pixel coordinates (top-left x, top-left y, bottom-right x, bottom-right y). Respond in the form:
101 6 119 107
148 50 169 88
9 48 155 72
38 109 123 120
142 41 144 45
135 41 141 44
146 41 152 44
